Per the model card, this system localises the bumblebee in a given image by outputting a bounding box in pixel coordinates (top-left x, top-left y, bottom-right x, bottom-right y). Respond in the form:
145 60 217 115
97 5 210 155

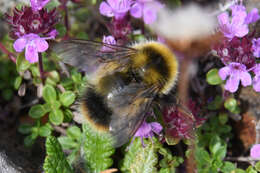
53 39 178 147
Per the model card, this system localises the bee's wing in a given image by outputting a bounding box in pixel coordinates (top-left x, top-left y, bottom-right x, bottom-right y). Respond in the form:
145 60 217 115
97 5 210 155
107 83 158 147
52 39 137 75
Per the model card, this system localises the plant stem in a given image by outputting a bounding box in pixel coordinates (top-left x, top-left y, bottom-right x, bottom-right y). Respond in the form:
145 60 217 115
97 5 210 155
63 2 70 37
0 42 16 63
38 53 45 82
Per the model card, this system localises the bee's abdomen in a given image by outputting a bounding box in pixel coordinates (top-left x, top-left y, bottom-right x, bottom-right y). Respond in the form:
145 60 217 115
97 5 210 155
81 87 112 131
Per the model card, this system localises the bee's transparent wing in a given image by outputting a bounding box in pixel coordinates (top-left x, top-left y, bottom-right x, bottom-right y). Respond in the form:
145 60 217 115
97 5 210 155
52 39 137 75
107 83 158 147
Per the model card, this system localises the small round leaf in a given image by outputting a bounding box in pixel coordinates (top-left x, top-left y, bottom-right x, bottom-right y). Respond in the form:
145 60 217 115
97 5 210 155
29 104 46 119
60 91 76 107
43 85 57 103
49 109 64 125
39 124 52 137
206 68 223 85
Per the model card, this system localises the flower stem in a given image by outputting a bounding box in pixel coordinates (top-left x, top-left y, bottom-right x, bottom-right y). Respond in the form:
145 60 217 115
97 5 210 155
0 42 16 63
64 2 70 37
38 53 45 82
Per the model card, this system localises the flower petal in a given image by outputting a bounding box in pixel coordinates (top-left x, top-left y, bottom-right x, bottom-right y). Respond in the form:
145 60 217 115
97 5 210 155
31 0 50 11
233 24 248 38
134 121 152 137
130 2 142 18
253 75 260 92
252 38 260 58
225 75 240 93
250 144 260 159
240 71 252 86
25 44 38 63
150 122 162 135
218 66 230 80
48 29 58 39
35 38 49 52
99 2 114 17
13 37 26 52
245 8 260 24
218 12 229 26
143 5 157 24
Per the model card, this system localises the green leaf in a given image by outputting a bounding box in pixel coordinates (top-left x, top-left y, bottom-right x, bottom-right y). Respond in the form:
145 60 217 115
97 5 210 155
29 104 46 119
58 136 78 150
71 71 82 84
46 77 57 86
43 136 73 173
159 168 171 173
221 161 236 173
45 0 60 10
246 166 257 173
55 23 66 38
224 98 237 113
67 126 82 140
60 91 76 107
43 85 57 103
207 96 222 110
218 113 228 125
49 71 60 83
43 103 52 112
255 161 260 171
51 100 61 110
195 147 211 166
14 76 22 89
235 168 246 173
121 138 158 173
214 145 227 160
30 66 40 77
24 133 38 147
82 124 115 173
49 109 64 125
63 109 73 122
206 68 223 85
16 54 31 72
39 123 52 137
209 135 221 155
18 124 33 134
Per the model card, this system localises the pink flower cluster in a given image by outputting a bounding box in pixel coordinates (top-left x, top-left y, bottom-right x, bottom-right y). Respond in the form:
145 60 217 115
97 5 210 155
216 2 260 93
5 0 59 63
162 100 205 141
99 0 163 24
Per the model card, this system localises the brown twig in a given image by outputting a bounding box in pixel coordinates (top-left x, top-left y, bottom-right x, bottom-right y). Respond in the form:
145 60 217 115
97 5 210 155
38 53 45 83
225 156 260 166
51 124 67 135
0 42 16 63
100 168 118 173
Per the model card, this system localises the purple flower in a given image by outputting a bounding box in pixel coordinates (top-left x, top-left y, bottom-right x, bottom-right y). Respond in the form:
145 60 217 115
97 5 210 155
215 36 256 69
245 8 260 24
5 6 59 39
219 62 252 93
162 100 204 141
252 38 260 58
250 144 260 159
47 29 58 39
130 0 163 24
218 7 248 39
101 35 117 51
103 35 116 45
99 0 131 20
218 4 259 39
134 121 162 146
13 33 51 63
30 0 50 11
253 64 260 92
